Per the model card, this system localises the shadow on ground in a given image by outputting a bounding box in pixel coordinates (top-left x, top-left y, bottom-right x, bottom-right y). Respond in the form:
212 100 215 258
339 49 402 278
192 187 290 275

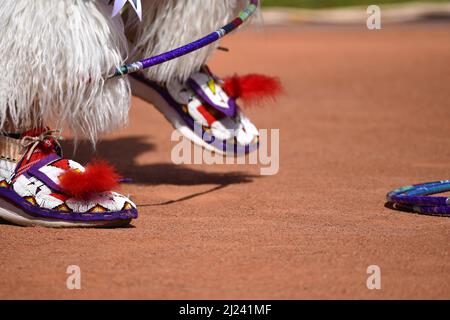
61 136 257 187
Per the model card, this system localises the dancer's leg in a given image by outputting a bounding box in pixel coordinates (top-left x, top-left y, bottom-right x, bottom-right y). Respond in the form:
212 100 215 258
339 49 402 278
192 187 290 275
0 0 137 227
0 0 130 141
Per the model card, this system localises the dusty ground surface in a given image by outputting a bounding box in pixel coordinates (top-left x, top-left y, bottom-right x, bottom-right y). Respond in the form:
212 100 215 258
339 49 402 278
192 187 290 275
1 23 449 299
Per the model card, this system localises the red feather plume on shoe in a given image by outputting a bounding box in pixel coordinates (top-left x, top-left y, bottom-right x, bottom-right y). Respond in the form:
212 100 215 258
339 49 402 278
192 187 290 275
222 74 282 105
58 160 121 200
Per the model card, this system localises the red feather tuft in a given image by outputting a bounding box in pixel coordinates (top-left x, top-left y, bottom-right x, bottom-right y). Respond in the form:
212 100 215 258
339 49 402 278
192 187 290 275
223 74 282 105
58 160 121 200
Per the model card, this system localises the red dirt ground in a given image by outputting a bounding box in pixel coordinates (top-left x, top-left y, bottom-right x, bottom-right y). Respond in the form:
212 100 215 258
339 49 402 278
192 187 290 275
1 23 449 299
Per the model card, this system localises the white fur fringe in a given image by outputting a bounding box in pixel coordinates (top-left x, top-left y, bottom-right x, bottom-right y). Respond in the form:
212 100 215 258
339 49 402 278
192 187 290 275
0 0 130 142
0 0 256 140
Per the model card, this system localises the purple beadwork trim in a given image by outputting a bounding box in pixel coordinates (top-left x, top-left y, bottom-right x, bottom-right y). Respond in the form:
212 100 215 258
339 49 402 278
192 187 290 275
0 186 137 221
132 74 258 155
187 78 237 118
27 154 64 193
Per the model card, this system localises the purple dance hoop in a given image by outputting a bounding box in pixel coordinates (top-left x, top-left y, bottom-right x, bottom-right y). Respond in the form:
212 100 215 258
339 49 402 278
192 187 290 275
108 0 259 79
387 180 450 216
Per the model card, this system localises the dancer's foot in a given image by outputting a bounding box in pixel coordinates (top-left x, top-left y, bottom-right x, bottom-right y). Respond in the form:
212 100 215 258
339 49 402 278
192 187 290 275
0 129 137 228
131 66 269 156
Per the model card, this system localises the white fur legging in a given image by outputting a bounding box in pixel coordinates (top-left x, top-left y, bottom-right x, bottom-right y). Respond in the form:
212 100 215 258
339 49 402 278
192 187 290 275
0 0 249 141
